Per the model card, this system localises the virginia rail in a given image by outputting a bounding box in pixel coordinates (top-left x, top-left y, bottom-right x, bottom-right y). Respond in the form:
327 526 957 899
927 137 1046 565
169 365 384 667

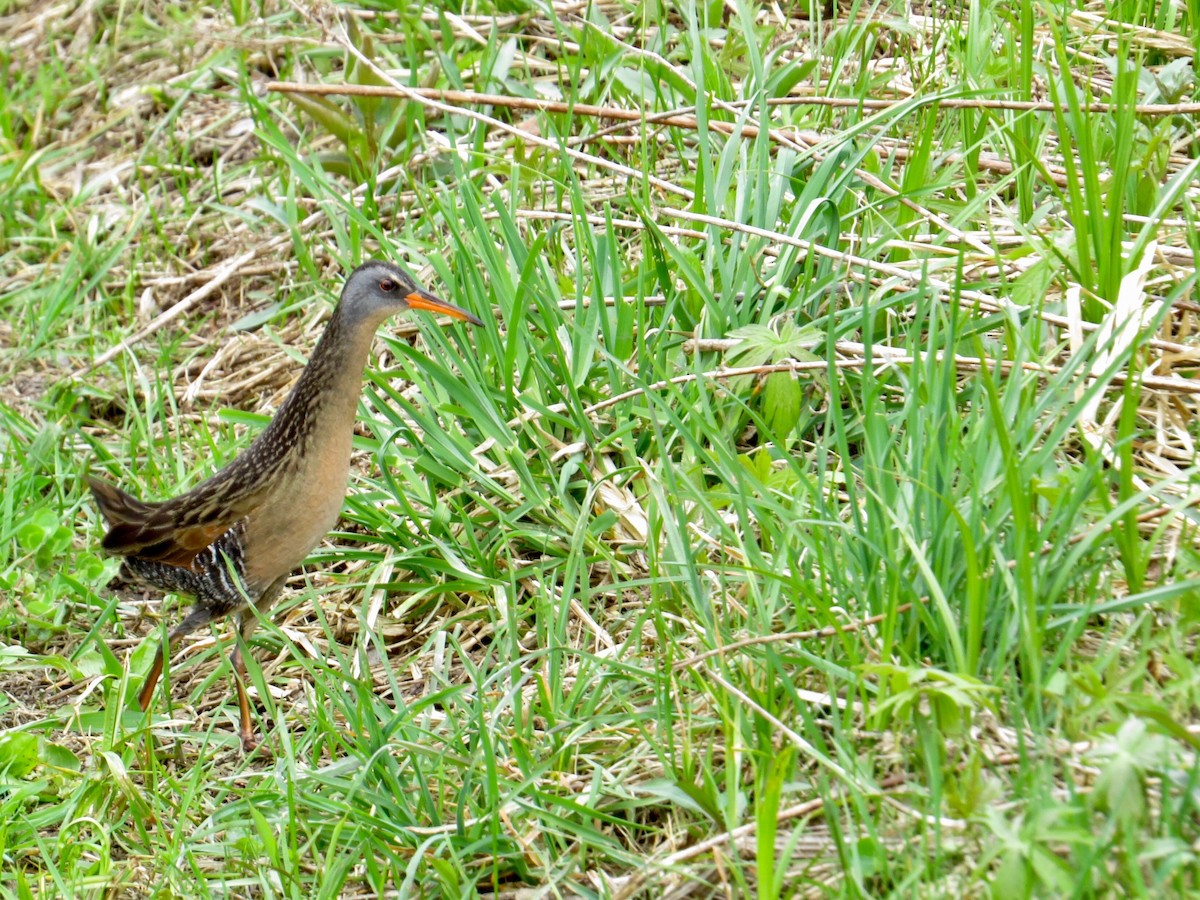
89 260 482 750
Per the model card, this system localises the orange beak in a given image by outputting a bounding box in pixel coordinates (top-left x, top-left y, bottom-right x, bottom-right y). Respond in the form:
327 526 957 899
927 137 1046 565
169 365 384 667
405 289 484 326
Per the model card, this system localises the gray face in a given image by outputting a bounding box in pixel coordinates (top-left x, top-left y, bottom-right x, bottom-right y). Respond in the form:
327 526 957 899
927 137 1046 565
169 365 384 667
341 260 483 325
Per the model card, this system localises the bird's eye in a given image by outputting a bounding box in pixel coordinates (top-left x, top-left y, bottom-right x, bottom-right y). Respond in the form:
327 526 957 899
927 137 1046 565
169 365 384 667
379 278 397 293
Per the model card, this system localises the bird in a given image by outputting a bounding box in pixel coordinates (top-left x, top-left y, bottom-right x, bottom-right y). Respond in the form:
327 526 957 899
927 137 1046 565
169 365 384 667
88 259 483 751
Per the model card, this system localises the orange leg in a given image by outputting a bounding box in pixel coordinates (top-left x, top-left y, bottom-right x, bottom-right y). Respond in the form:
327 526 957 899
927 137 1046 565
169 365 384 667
136 578 285 752
228 575 287 753
137 639 168 711
136 606 213 715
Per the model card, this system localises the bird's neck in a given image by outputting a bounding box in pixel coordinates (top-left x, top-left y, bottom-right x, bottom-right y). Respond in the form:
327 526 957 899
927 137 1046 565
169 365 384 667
259 304 391 459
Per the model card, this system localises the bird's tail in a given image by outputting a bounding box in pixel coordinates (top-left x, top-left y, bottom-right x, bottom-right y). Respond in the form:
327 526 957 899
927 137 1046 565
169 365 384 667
86 475 166 552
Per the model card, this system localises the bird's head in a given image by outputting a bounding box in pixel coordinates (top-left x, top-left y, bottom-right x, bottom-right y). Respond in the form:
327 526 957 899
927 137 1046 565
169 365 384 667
340 259 483 327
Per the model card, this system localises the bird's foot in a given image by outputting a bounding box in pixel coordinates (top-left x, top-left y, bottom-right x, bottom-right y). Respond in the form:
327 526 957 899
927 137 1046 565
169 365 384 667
241 731 273 757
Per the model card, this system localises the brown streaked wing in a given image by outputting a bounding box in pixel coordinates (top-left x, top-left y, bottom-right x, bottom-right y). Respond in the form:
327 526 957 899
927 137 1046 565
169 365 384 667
150 521 237 569
98 513 235 569
89 472 256 569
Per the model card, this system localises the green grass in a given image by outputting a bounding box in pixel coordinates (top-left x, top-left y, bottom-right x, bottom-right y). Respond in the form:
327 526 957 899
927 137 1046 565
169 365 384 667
2 0 1200 895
